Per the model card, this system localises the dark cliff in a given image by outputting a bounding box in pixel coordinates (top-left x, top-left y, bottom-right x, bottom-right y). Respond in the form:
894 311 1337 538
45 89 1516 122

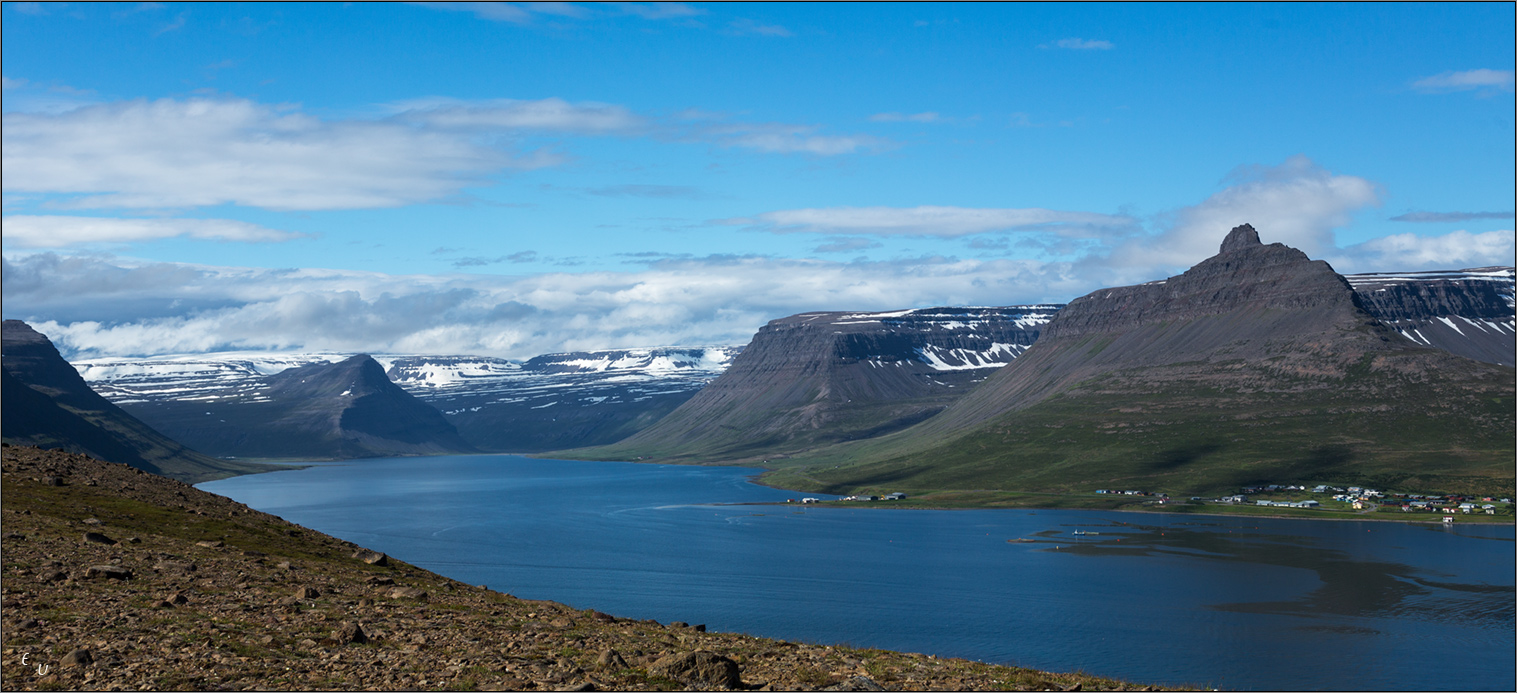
1 321 271 483
577 306 1060 462
1346 267 1515 366
778 225 1514 497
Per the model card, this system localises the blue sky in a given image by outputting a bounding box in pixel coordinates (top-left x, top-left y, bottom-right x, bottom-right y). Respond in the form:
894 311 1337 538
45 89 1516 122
3 2 1513 358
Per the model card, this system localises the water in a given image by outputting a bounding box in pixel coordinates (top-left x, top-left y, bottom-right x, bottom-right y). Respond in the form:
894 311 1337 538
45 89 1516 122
200 454 1516 691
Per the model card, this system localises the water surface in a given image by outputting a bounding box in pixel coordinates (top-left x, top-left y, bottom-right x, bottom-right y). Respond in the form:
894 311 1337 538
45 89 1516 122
202 454 1515 691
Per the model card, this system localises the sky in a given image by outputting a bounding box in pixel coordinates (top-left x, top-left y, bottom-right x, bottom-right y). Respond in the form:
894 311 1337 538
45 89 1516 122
3 2 1514 360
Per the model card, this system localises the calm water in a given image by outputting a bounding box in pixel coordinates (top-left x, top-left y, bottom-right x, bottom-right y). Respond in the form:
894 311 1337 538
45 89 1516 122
200 454 1515 691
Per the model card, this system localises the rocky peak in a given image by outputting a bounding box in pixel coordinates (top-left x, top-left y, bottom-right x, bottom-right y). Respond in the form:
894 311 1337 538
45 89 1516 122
1218 223 1262 254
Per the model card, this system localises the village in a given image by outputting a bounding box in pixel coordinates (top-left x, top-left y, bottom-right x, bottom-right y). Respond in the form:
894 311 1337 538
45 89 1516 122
1159 482 1514 520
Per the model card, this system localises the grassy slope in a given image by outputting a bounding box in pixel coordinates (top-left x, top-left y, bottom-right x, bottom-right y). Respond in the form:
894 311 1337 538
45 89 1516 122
760 354 1515 498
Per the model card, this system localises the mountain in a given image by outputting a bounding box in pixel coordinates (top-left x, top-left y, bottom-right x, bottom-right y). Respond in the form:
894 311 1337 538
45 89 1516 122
0 320 271 483
75 346 742 453
575 306 1062 462
384 347 742 451
756 225 1516 497
1344 267 1515 366
102 354 476 459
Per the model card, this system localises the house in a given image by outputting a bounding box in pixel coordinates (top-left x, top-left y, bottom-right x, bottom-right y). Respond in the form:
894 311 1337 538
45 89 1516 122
1443 516 1455 524
1296 500 1320 508
800 497 820 504
1226 495 1248 504
884 492 907 500
1459 503 1477 514
1484 505 1497 515
1351 500 1366 510
1312 485 1330 494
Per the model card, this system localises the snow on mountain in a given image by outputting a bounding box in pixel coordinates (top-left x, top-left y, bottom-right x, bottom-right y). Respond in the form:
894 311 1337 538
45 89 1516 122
1344 266 1515 366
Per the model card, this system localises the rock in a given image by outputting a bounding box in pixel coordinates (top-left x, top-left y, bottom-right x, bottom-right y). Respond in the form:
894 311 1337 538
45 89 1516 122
82 531 117 545
1218 222 1261 253
84 565 132 580
693 624 707 632
670 621 690 629
331 621 368 644
827 676 886 691
352 549 389 566
17 618 39 629
365 576 395 586
648 651 742 689
60 647 93 668
596 649 629 670
154 560 196 573
387 587 428 600
195 539 224 548
1062 683 1083 692
125 536 141 544
42 476 64 486
589 611 617 623
83 517 102 525
37 569 67 583
294 586 321 599
559 683 597 692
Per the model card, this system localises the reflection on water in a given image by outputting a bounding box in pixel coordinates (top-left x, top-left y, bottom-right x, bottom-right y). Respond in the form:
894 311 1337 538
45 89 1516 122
1024 520 1511 625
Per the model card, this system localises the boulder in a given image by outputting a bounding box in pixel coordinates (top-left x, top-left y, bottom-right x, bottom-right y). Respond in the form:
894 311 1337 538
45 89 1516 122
60 648 92 668
82 532 117 545
84 565 132 580
294 586 321 600
648 651 742 689
331 621 368 644
387 586 428 600
352 549 389 566
596 648 629 670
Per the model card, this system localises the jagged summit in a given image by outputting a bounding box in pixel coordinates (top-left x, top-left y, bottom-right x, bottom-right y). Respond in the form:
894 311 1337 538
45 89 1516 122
1218 222 1263 253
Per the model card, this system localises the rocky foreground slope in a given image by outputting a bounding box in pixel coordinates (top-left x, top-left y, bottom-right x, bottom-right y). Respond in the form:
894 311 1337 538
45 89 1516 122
763 225 1515 497
0 445 1161 692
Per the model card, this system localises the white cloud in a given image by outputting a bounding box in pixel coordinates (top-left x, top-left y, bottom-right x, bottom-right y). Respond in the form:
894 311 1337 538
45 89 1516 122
1093 155 1381 282
869 112 941 123
2 215 307 248
417 2 588 24
701 122 886 155
727 18 792 37
392 97 647 134
3 95 886 214
1330 230 1515 273
731 205 1134 237
5 252 1087 359
2 97 516 211
1047 38 1114 50
1411 69 1515 93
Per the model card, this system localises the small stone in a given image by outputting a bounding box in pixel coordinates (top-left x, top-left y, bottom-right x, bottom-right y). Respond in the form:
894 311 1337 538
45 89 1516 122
596 649 629 670
42 476 64 486
364 576 394 586
195 540 224 548
125 537 141 544
38 570 67 583
294 586 321 600
17 618 39 630
83 532 117 545
831 676 886 691
83 517 102 525
692 624 706 632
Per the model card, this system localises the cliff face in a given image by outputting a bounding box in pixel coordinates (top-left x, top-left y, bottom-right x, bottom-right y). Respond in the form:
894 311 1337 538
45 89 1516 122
1 321 270 483
782 225 1514 496
118 355 476 460
1346 267 1515 366
580 306 1060 462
